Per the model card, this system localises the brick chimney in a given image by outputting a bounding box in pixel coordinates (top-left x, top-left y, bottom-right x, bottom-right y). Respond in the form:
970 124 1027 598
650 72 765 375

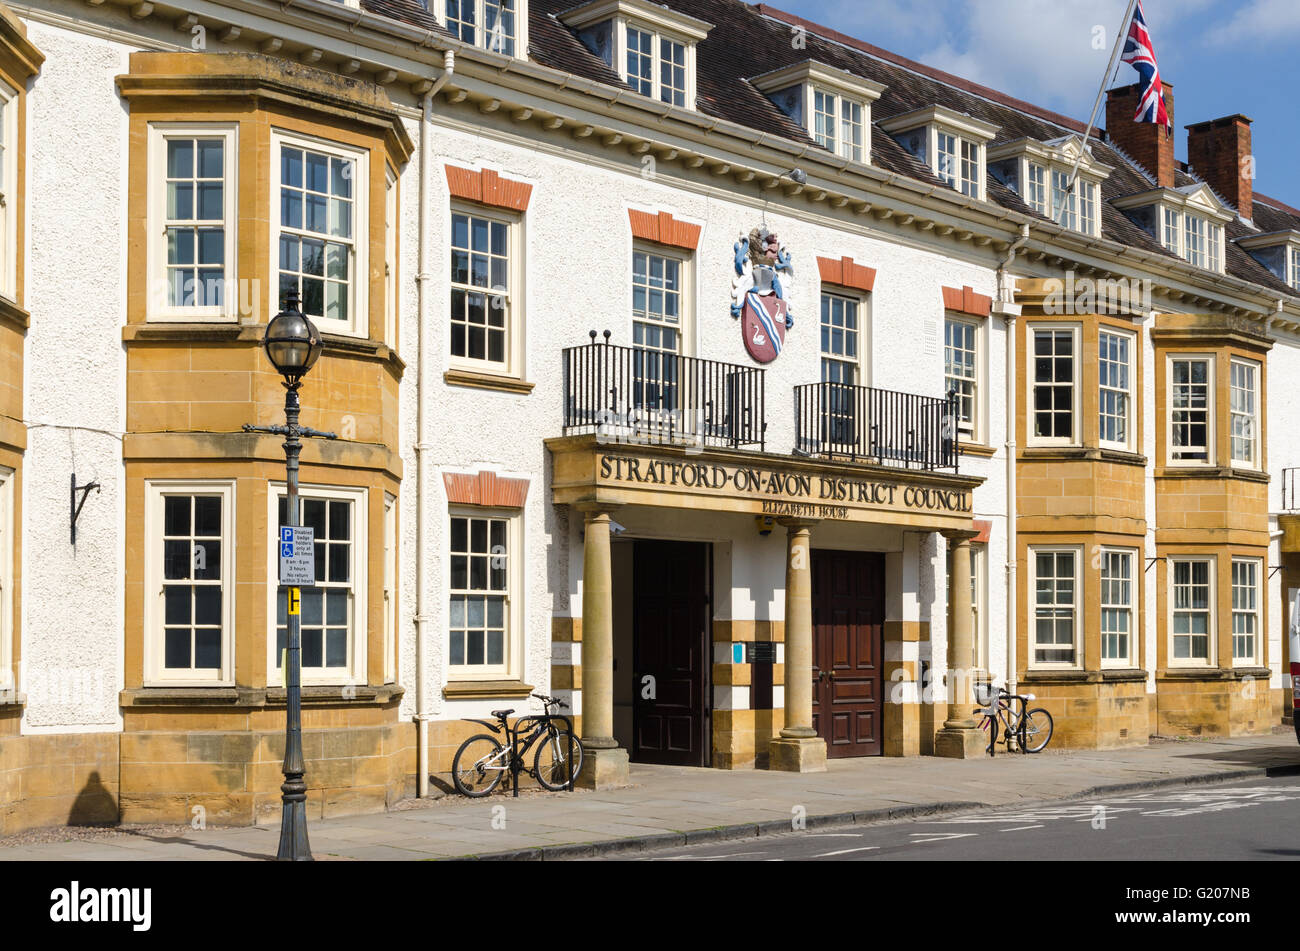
1105 81 1175 188
1186 115 1253 220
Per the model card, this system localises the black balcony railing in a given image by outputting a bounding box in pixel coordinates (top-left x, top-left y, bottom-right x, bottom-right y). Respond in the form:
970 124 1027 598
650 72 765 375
795 382 959 472
563 332 766 450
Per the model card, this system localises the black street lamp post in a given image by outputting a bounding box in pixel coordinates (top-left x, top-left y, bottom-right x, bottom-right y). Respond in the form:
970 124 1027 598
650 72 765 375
244 289 336 862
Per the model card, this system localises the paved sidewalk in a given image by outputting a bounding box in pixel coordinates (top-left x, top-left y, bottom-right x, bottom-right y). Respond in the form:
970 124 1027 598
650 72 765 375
1 734 1296 861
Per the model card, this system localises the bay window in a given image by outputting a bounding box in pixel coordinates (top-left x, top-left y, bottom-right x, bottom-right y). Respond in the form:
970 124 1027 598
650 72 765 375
1168 356 1212 465
273 130 369 337
268 485 368 685
148 123 238 320
1031 548 1080 667
1030 326 1078 444
1170 558 1213 665
144 482 236 684
1231 558 1261 666
0 468 13 692
1100 549 1136 667
1229 358 1259 468
0 82 15 302
1098 329 1134 450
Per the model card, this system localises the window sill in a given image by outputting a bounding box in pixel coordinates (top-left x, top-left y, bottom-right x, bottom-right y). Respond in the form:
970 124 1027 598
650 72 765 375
958 441 996 458
1155 667 1231 681
0 296 30 334
1154 466 1270 483
443 680 536 700
1020 669 1148 684
1020 446 1146 466
1019 668 1090 683
0 689 26 708
121 324 405 374
120 684 404 707
1098 668 1149 682
444 368 535 395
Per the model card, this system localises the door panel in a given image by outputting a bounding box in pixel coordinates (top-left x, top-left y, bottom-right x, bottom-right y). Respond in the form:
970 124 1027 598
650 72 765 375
811 549 885 757
633 540 710 766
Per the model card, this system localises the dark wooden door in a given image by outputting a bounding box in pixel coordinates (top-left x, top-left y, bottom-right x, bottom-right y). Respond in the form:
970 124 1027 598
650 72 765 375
633 540 710 767
812 549 884 757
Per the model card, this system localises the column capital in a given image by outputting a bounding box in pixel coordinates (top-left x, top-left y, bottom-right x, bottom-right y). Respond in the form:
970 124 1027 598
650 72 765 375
777 517 819 530
575 501 622 517
941 528 980 544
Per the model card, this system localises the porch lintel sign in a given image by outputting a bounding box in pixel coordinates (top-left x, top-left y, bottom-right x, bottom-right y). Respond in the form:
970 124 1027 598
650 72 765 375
596 453 972 519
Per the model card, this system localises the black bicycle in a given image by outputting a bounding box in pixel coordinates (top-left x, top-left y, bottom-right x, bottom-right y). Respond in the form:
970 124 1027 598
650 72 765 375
976 684 1054 755
452 694 583 797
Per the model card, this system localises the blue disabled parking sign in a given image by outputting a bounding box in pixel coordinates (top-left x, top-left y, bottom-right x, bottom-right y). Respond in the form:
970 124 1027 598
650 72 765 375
278 525 316 586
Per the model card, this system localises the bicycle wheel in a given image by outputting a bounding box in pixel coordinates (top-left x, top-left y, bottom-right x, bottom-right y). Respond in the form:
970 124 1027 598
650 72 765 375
453 734 509 797
1021 708 1054 753
534 728 583 791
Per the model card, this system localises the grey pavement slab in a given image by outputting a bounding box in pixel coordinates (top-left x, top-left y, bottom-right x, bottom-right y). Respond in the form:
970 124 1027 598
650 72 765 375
0 733 1295 860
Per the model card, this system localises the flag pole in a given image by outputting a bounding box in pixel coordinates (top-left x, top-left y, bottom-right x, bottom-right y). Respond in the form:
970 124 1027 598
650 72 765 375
1058 0 1139 225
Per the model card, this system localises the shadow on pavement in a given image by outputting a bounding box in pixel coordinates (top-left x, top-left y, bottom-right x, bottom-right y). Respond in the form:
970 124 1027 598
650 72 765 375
122 829 271 861
1156 742 1300 772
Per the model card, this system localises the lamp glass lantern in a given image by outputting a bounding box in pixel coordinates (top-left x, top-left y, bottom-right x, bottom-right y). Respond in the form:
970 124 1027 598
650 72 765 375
264 290 323 383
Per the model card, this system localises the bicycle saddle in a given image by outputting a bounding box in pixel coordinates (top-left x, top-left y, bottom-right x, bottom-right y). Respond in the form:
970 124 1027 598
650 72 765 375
490 708 515 719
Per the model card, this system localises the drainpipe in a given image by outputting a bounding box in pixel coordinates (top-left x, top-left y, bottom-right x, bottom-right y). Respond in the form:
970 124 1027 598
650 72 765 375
416 49 454 798
996 225 1030 696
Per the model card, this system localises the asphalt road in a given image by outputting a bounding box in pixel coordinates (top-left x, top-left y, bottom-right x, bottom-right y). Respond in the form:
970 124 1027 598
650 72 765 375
623 775 1300 861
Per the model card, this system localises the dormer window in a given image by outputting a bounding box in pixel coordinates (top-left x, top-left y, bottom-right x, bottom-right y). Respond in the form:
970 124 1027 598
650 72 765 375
988 135 1111 237
1114 184 1231 273
561 0 712 109
751 61 885 164
879 106 998 201
442 0 527 57
1236 230 1300 291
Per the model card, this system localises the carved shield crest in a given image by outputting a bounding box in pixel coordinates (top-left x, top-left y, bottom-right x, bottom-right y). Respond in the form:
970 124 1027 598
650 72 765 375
731 226 794 365
741 290 788 364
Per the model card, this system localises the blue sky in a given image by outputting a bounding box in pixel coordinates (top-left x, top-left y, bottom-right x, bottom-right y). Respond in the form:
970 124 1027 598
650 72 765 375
774 0 1298 206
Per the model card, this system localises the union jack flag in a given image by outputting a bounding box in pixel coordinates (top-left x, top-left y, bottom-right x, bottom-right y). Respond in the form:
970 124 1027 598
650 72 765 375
1121 0 1171 133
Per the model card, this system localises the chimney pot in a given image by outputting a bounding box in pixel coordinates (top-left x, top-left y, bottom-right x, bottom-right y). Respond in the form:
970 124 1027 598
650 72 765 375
1186 114 1253 220
1105 81 1175 188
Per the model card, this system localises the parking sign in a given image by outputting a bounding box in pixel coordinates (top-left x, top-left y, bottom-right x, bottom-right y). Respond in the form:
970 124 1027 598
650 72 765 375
278 525 316 586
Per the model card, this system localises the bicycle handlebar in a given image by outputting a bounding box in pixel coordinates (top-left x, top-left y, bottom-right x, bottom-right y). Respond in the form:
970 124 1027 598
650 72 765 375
531 693 568 710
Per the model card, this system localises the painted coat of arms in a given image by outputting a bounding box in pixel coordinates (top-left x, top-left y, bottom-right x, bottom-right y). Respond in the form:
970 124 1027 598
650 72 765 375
731 226 794 364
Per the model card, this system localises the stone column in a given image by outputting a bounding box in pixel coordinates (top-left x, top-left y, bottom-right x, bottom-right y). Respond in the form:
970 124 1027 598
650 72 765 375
576 504 629 788
935 529 983 758
768 519 826 772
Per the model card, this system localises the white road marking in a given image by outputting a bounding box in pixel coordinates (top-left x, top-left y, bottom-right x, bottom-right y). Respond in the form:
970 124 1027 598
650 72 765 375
815 846 880 857
1000 824 1044 832
910 833 977 843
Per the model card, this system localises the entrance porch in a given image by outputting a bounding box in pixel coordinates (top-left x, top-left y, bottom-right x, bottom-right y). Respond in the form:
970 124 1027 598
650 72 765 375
547 435 986 787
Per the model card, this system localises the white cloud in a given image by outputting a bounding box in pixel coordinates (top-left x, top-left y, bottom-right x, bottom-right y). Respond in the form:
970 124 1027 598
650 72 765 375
1209 0 1300 45
913 0 1132 116
789 0 1221 119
